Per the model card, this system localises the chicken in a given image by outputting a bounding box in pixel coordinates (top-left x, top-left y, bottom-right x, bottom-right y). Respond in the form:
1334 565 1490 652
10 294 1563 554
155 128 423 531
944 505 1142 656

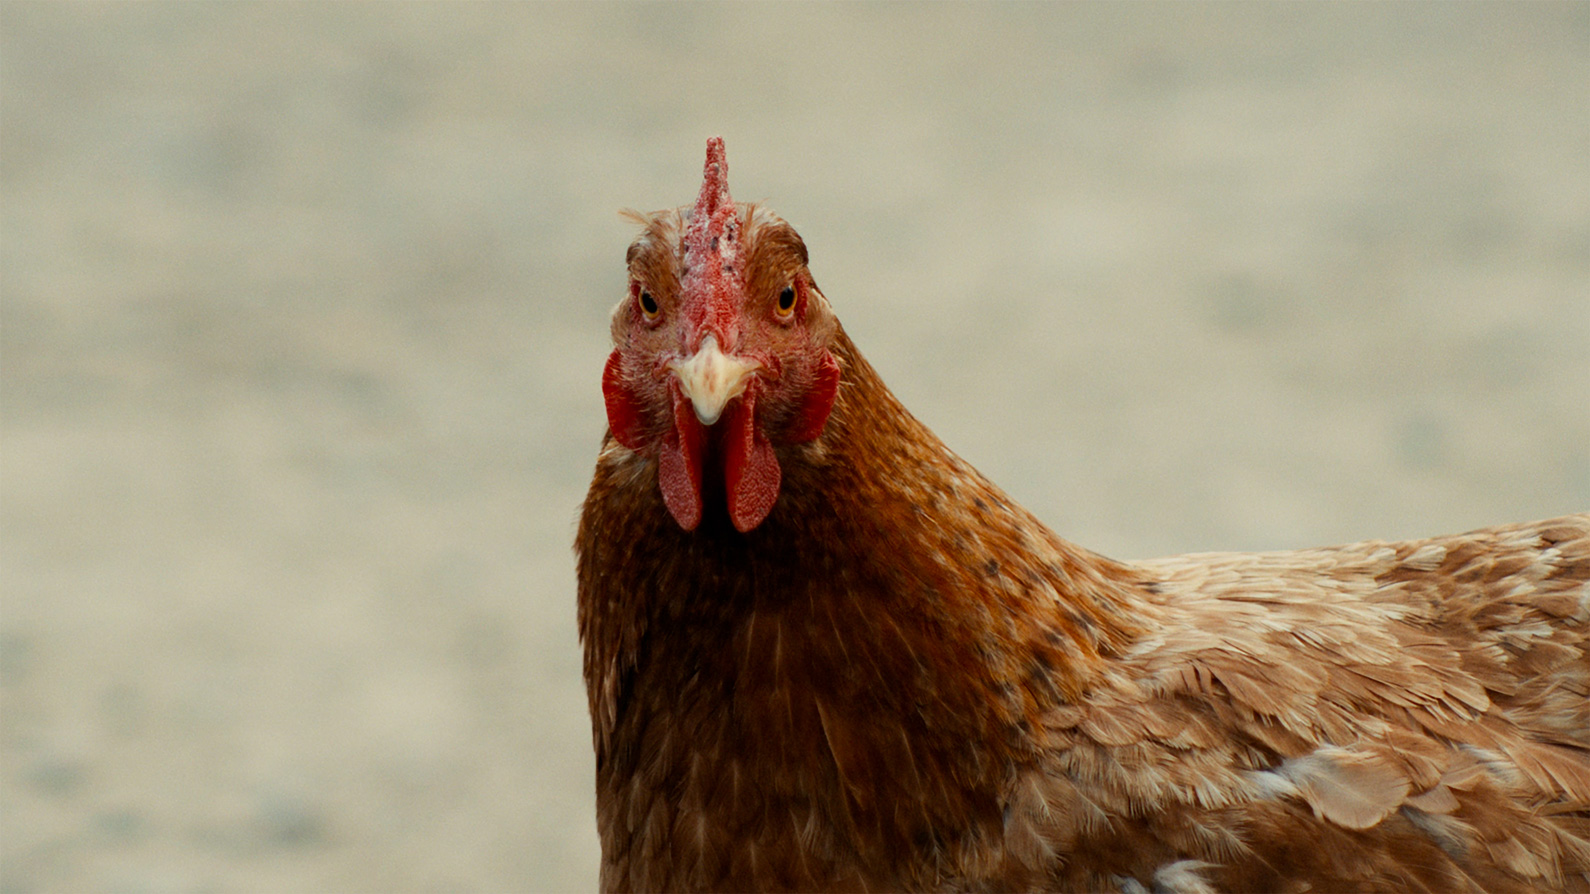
575 137 1590 893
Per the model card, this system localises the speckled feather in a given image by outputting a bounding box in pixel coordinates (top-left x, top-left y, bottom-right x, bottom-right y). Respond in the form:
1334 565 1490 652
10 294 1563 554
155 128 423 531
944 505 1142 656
577 174 1590 893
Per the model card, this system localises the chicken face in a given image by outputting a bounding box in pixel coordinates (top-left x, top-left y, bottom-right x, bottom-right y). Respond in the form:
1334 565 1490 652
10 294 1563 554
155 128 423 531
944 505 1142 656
602 138 841 533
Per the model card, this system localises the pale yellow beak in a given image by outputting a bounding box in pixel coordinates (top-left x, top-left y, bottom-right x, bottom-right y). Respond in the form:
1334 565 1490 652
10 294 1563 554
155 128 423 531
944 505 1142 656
667 334 761 426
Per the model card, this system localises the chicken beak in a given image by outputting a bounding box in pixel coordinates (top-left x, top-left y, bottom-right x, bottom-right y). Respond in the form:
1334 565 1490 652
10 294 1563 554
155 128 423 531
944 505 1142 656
668 334 761 426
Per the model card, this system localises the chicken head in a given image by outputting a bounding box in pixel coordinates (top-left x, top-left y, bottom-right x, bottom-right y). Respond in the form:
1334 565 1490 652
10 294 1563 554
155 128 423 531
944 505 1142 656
602 137 841 532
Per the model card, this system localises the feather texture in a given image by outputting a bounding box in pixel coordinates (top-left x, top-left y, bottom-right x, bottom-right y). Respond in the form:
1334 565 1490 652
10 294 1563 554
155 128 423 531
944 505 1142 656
576 143 1590 892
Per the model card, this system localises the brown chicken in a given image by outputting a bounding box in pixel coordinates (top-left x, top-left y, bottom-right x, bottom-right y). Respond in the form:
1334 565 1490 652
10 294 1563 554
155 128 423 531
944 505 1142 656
576 138 1590 893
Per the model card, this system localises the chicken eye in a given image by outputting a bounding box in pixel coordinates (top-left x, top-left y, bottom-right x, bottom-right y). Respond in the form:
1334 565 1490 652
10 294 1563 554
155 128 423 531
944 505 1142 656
775 285 797 318
638 290 660 319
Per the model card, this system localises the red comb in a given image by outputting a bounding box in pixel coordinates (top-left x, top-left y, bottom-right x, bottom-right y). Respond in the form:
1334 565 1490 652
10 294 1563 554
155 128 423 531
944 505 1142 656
690 136 734 230
681 137 743 349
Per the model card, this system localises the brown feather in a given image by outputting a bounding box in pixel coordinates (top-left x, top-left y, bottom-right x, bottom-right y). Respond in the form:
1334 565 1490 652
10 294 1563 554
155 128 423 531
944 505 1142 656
578 175 1590 892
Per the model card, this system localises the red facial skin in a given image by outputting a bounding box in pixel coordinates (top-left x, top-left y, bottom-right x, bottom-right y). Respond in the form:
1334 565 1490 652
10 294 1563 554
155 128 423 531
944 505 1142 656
602 138 841 533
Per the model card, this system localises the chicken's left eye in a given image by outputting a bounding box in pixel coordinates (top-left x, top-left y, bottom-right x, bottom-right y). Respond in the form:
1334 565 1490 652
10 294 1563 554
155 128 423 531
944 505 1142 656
639 290 660 319
776 286 797 317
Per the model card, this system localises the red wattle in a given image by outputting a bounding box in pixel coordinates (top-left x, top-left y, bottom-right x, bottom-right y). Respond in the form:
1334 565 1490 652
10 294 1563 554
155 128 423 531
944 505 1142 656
601 351 648 450
789 351 841 443
658 388 705 531
722 388 781 533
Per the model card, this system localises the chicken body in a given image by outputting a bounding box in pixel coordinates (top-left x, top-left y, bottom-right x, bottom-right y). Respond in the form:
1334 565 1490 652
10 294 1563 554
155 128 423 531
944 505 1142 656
577 140 1590 892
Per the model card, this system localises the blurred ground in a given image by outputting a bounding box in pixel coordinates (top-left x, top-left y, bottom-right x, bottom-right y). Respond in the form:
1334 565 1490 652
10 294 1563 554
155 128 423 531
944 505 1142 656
2 3 1586 892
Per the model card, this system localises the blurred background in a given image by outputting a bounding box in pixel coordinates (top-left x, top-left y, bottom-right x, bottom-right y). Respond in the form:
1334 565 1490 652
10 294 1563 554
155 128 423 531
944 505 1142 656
2 3 1586 891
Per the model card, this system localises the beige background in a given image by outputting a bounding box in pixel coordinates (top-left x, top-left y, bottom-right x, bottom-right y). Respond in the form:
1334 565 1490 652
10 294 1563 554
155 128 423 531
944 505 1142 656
3 4 1587 891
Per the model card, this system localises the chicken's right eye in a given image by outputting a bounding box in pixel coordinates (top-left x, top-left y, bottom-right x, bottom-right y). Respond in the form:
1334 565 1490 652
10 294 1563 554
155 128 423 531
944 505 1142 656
638 290 660 319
